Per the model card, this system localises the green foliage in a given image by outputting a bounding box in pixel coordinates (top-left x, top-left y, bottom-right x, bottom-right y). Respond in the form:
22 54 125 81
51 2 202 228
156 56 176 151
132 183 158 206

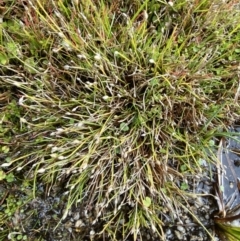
0 0 240 240
180 182 189 191
5 173 15 183
120 122 130 132
216 222 240 241
2 146 9 154
142 196 152 208
0 170 6 181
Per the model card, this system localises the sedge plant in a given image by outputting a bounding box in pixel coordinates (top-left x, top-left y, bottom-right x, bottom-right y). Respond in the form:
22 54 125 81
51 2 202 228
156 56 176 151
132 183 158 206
0 0 240 240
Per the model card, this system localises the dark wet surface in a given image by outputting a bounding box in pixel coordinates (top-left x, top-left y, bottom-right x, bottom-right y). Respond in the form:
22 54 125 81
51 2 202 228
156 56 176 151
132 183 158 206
221 126 240 207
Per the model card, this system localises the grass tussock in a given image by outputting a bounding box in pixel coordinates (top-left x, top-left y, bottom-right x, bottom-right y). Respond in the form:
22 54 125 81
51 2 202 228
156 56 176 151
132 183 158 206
0 0 240 240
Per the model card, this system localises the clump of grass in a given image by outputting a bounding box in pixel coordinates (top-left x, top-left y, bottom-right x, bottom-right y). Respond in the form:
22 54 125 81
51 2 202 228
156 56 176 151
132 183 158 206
1 0 240 240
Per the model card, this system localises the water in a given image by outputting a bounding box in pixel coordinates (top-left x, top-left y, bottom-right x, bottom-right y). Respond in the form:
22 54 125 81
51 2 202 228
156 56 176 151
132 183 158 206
220 126 240 209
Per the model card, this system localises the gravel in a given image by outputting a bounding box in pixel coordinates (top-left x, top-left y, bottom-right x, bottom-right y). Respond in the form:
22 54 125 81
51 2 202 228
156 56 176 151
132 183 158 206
1 165 221 241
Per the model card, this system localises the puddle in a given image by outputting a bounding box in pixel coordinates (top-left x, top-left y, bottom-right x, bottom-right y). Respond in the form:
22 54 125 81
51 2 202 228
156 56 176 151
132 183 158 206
214 125 240 240
220 126 240 208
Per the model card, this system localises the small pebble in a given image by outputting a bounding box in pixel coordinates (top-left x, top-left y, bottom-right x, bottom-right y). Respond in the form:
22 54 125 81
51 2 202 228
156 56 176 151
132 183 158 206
75 219 85 228
177 225 185 233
